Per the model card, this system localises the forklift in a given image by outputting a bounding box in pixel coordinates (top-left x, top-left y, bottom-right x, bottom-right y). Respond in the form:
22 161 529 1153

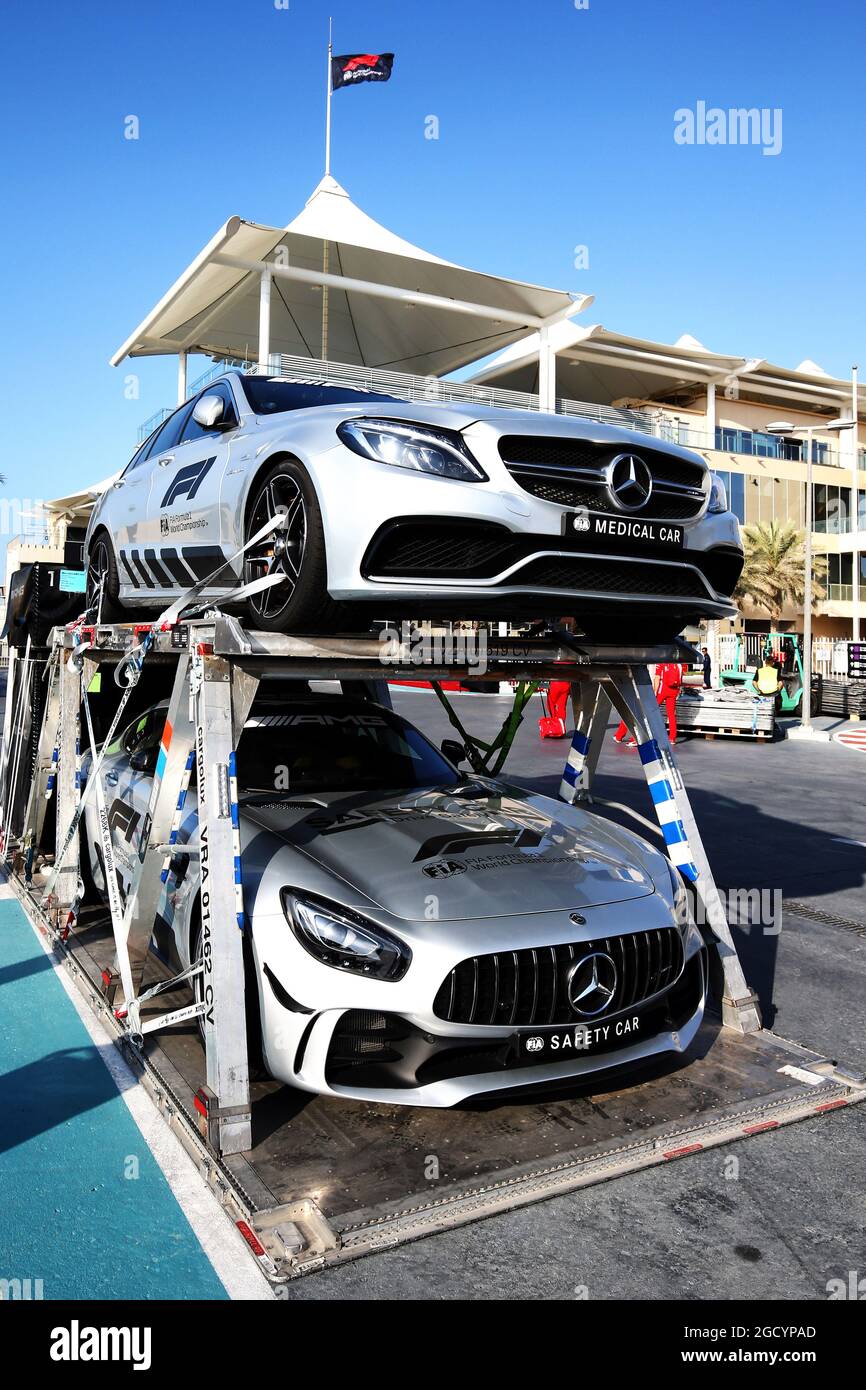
720 631 820 716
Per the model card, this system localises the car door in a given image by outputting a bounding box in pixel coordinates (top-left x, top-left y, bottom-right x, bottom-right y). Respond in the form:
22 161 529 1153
115 403 193 597
149 381 241 591
81 708 161 911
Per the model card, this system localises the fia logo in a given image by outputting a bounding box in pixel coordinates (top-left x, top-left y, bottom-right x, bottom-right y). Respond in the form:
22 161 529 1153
160 516 170 536
526 1036 545 1053
572 510 591 533
422 859 467 880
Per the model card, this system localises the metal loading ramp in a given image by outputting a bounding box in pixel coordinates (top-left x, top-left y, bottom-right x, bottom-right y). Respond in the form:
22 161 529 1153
2 618 863 1281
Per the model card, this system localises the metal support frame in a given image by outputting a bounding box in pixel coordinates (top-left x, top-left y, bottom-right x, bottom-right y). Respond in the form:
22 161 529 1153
2 617 762 1163
559 665 761 1033
191 650 253 1153
123 652 196 994
54 652 80 911
20 656 62 863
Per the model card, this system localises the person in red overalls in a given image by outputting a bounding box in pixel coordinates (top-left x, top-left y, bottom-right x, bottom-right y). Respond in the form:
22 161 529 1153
655 661 687 743
547 681 571 729
612 716 635 746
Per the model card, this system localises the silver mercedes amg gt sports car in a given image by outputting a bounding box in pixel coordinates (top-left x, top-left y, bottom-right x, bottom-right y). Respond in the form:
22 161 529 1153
80 693 708 1106
84 372 742 639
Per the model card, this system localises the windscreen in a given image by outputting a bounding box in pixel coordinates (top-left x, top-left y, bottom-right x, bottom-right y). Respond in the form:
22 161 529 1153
237 707 457 796
241 378 400 416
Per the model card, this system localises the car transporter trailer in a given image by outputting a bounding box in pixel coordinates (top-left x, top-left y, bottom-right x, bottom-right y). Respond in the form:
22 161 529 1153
1 614 863 1283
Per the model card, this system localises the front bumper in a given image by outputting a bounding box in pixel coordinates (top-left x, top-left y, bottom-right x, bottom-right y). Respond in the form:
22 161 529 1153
359 516 742 620
256 910 707 1107
310 437 742 622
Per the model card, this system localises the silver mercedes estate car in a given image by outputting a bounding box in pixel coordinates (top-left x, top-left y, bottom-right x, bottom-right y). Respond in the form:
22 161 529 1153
81 692 708 1106
84 373 742 640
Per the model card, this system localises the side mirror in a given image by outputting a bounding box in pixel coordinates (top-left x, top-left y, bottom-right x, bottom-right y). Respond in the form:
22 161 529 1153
192 394 229 430
441 739 466 766
129 747 152 773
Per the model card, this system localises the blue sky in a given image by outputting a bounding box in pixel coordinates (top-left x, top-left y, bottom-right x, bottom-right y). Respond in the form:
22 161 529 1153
1 0 864 543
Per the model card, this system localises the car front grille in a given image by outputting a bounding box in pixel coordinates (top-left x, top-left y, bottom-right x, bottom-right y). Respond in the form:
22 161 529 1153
513 555 709 599
498 436 707 521
433 929 684 1027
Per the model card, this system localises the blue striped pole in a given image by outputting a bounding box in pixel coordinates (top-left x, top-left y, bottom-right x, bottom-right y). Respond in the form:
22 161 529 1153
559 727 592 802
637 737 698 881
228 750 244 931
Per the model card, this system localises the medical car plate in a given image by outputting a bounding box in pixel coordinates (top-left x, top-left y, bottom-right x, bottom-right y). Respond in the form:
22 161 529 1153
562 512 684 548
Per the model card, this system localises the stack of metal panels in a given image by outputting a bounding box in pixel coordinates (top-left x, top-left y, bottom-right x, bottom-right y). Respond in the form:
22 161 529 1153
676 688 775 739
820 679 866 718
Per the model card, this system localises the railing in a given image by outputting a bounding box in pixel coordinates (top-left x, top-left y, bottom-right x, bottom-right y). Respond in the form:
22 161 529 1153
136 404 173 443
267 354 660 434
136 353 662 444
718 632 851 677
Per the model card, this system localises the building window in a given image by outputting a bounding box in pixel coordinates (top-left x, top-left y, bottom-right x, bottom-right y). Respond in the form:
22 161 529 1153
827 552 853 602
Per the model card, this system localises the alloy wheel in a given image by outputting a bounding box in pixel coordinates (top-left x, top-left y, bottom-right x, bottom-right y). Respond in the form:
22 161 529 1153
244 473 308 620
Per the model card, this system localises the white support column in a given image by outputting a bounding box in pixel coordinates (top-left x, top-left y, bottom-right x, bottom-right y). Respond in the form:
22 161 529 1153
177 350 188 405
705 380 716 445
258 269 272 370
538 326 556 413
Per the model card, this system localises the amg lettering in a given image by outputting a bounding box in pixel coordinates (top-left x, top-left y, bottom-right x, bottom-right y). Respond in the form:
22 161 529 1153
287 714 387 727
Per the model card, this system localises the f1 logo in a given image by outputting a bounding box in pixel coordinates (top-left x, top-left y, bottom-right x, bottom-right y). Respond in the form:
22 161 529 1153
160 457 215 508
108 798 141 845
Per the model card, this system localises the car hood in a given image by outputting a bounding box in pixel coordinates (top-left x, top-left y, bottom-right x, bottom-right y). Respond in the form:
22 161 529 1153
312 399 708 465
241 781 659 921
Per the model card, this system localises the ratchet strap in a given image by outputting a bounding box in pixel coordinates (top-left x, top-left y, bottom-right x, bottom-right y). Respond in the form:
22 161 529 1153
44 513 288 900
430 679 539 777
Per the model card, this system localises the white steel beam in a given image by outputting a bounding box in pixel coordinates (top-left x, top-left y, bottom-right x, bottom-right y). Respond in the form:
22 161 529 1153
258 269 272 369
177 350 188 405
215 253 571 332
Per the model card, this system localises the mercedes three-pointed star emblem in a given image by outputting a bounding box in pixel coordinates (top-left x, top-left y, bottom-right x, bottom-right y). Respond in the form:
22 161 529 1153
566 951 618 1017
607 453 654 512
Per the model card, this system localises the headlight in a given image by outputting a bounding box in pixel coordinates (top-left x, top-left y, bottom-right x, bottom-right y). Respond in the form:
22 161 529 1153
281 890 411 980
708 472 728 513
337 418 487 482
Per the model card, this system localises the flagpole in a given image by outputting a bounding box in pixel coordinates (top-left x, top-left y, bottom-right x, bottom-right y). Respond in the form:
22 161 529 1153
325 16 333 177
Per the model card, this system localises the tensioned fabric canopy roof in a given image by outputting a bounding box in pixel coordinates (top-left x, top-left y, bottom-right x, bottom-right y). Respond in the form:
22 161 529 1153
110 177 583 378
470 321 860 415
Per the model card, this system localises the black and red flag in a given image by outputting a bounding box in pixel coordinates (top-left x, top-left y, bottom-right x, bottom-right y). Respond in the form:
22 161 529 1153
331 52 395 90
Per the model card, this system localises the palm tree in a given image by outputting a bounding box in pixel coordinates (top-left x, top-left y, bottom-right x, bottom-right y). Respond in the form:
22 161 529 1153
733 519 826 626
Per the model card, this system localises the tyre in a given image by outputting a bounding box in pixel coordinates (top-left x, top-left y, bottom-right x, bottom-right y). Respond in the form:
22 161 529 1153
86 532 125 623
243 459 341 632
